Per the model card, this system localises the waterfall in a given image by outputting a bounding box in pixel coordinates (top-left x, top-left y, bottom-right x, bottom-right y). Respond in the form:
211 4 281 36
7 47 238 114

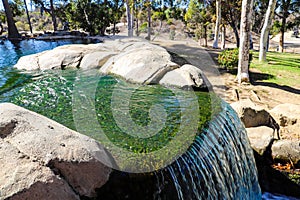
162 101 261 199
97 101 261 199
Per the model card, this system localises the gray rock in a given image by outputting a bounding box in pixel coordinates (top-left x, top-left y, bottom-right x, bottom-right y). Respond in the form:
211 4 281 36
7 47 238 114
159 64 212 90
38 48 83 70
14 44 100 71
272 140 300 167
0 103 113 198
14 39 213 90
100 45 179 84
246 126 274 156
79 51 116 69
270 103 300 127
231 99 280 139
0 140 79 200
14 52 44 70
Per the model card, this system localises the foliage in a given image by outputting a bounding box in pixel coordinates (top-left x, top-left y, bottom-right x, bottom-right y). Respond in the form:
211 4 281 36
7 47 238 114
9 0 25 17
139 21 148 33
218 48 253 68
218 48 240 68
185 0 211 43
62 0 113 35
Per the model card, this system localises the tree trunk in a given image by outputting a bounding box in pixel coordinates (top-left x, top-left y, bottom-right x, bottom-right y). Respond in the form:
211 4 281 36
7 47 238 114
278 0 291 53
126 0 133 37
259 0 276 62
24 0 33 34
221 24 226 49
213 0 221 48
113 21 116 35
146 0 151 40
237 0 254 83
50 0 57 31
2 0 21 39
204 26 207 47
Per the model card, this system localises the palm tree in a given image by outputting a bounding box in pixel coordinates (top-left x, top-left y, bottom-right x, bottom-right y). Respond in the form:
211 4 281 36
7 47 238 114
2 0 21 39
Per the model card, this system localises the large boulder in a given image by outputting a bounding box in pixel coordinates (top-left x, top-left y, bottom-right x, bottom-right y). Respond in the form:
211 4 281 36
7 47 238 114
14 52 43 70
270 103 300 127
159 64 212 91
0 140 79 200
14 44 100 70
79 51 116 69
0 103 113 199
231 99 280 139
246 126 275 156
14 38 213 90
99 44 179 84
272 140 300 167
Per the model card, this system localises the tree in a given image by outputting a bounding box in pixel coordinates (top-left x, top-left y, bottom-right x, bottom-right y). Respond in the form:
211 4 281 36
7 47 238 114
185 0 211 47
276 0 300 52
237 0 254 83
23 0 33 33
213 0 221 48
259 0 276 62
62 0 112 35
125 0 134 36
0 11 4 35
111 0 123 35
146 0 151 40
2 0 21 39
221 0 242 47
33 0 58 31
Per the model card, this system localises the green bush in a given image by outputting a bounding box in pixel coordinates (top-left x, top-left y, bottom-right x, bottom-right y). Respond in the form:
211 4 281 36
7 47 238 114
218 48 239 68
139 22 148 33
218 48 253 69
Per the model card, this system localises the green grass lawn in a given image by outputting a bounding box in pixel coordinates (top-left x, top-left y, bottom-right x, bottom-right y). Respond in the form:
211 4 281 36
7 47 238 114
250 51 300 88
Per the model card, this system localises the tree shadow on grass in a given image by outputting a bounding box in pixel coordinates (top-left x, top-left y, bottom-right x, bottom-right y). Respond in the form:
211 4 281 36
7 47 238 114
218 69 300 95
250 71 300 95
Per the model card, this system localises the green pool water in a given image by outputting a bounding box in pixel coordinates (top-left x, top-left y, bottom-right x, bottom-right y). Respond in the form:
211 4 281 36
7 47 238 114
0 39 221 171
8 69 218 154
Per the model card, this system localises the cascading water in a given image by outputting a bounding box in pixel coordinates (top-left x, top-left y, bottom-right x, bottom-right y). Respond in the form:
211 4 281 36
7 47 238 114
0 40 262 199
162 102 261 199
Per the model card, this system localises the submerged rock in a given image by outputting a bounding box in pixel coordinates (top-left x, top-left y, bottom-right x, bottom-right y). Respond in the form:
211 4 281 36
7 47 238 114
0 103 113 199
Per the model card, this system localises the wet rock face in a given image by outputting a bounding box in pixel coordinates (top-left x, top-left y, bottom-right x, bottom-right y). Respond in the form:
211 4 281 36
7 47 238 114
14 38 211 91
0 103 113 199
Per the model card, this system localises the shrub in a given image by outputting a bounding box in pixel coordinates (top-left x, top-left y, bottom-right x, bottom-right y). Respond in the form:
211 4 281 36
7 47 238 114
218 48 253 69
139 22 148 33
218 48 239 68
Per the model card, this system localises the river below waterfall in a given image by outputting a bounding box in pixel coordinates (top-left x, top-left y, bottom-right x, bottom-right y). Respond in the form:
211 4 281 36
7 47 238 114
0 39 295 199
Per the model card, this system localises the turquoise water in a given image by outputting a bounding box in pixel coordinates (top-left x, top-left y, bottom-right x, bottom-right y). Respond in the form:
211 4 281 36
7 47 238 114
0 39 264 199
